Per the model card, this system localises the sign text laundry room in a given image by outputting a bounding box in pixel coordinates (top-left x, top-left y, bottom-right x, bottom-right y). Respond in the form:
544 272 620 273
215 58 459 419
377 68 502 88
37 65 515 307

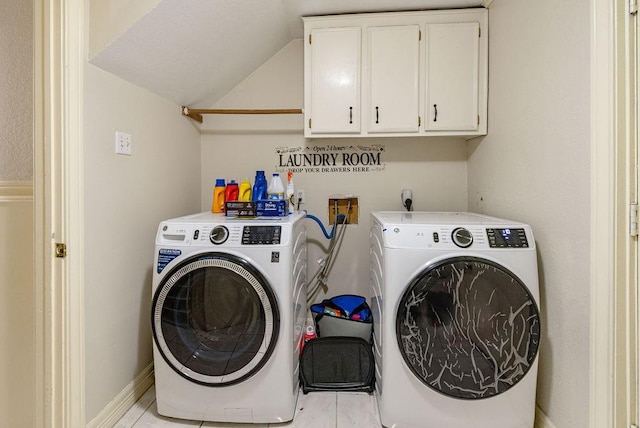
275 144 386 174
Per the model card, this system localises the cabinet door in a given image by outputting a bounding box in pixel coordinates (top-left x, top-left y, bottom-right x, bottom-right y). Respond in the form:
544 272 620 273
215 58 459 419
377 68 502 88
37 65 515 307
308 27 361 134
425 22 480 131
368 25 420 133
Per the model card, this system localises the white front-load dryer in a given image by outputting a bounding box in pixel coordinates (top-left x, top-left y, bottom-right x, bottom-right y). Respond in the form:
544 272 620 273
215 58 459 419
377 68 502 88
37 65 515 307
370 212 540 428
151 211 307 423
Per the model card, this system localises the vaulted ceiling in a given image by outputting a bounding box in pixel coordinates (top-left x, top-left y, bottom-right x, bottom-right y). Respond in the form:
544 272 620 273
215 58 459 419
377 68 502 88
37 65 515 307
89 0 486 108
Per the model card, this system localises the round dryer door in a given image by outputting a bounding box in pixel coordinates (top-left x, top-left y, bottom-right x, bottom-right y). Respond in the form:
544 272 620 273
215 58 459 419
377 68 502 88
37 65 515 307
152 252 279 386
396 256 540 400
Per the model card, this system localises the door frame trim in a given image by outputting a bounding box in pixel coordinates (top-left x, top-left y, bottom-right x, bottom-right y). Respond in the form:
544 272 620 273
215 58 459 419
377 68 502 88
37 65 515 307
590 0 626 427
32 0 626 426
34 0 85 425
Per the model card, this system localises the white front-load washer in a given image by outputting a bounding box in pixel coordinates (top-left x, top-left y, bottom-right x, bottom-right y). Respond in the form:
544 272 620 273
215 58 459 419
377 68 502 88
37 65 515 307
151 211 307 423
370 212 540 428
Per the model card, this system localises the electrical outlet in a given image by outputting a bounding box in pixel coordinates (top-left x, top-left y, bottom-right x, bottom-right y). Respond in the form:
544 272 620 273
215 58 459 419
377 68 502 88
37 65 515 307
296 189 305 205
328 197 358 224
115 131 132 155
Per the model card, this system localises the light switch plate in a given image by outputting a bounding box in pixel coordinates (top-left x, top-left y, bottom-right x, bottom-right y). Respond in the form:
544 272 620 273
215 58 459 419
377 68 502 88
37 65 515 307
115 131 132 155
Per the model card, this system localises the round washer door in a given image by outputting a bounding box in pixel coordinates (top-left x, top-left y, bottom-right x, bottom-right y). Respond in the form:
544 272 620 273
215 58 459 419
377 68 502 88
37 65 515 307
396 256 540 400
152 252 279 386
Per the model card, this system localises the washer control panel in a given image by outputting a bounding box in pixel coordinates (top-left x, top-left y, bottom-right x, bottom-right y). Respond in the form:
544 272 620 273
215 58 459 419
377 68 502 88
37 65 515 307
486 228 529 248
242 225 281 245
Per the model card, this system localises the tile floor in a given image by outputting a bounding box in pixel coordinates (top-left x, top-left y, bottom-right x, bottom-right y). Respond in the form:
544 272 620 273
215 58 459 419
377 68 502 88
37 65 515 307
115 385 382 428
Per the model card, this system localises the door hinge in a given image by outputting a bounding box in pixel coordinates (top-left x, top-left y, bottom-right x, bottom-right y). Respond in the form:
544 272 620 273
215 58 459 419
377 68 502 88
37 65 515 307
631 0 638 14
630 203 639 236
308 118 312 129
308 34 312 44
418 116 421 127
55 242 67 258
477 115 480 125
419 30 422 41
479 27 482 37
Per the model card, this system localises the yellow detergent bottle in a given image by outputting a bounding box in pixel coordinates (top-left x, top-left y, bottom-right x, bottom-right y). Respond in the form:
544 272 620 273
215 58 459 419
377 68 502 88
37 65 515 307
238 178 252 201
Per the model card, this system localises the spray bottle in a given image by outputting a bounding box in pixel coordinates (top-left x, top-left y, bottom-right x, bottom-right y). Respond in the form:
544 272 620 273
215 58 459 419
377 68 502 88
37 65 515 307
286 171 295 214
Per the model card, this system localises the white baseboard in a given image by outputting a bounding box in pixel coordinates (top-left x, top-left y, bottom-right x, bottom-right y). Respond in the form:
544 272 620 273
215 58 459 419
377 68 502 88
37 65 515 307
86 363 154 428
535 405 558 428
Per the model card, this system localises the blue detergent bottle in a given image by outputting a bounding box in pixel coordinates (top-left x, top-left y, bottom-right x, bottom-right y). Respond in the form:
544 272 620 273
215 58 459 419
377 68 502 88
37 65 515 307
252 170 268 201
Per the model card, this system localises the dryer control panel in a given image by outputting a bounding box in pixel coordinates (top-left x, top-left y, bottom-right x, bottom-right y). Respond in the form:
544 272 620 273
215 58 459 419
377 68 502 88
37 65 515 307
372 211 535 251
486 228 529 248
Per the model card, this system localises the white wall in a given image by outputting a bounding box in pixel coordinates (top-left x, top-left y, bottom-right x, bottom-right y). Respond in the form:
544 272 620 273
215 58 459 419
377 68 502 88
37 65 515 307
0 1 33 181
467 1 590 427
83 64 201 422
200 39 469 300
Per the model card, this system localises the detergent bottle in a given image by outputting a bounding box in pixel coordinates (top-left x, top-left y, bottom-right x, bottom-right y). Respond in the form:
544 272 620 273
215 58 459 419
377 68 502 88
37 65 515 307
267 173 285 200
212 178 226 213
252 170 268 201
238 179 252 201
225 179 239 202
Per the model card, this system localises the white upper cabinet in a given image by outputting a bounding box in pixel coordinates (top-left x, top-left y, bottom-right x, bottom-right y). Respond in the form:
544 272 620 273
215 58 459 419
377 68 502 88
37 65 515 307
425 22 480 132
303 9 488 139
305 27 361 134
367 25 420 134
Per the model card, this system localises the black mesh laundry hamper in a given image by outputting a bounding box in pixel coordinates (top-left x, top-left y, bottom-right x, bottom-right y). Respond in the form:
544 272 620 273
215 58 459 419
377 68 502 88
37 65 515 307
299 336 374 394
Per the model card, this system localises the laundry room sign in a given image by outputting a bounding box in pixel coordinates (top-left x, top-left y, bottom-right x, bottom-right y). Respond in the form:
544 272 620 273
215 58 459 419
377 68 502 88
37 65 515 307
275 144 386 174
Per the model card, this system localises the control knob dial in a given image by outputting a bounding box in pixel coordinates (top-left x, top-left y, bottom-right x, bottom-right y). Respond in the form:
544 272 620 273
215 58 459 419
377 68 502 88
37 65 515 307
451 227 473 248
209 225 229 245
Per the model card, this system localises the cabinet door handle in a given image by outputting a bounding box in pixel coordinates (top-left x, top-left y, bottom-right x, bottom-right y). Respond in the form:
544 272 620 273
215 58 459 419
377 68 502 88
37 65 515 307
376 106 379 124
433 104 438 122
349 106 353 124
